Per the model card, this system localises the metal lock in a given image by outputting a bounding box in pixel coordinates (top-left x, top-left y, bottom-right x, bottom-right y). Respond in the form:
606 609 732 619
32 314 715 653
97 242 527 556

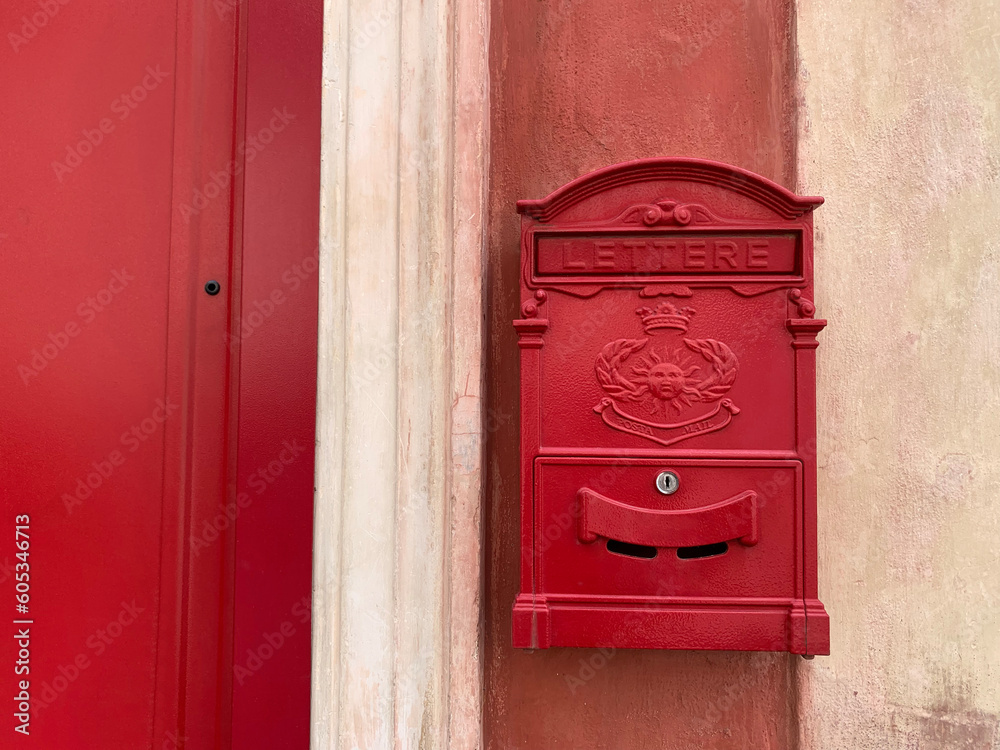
655 471 679 495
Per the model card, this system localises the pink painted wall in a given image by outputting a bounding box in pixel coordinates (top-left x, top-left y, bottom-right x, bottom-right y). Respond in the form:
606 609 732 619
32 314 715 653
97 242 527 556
484 0 803 746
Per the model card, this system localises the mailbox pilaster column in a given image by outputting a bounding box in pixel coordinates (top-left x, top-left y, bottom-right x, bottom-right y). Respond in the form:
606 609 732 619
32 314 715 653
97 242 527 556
314 0 488 747
513 297 550 649
787 300 828 655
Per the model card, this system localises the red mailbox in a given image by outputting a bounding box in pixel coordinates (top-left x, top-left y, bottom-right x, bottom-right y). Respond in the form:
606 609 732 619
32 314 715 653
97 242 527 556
512 158 829 655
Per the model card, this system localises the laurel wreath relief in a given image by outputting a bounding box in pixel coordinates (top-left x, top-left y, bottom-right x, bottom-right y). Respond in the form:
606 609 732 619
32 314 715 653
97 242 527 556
594 339 648 401
595 337 738 405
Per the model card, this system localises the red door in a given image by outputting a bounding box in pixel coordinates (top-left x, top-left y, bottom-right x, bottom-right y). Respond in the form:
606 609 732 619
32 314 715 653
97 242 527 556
0 2 320 748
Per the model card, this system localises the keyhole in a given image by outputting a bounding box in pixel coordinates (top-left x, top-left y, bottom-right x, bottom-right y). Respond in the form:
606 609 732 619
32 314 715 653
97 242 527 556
655 471 679 495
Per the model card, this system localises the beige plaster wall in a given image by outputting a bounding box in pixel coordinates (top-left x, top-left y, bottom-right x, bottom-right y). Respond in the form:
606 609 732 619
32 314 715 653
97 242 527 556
796 0 1000 746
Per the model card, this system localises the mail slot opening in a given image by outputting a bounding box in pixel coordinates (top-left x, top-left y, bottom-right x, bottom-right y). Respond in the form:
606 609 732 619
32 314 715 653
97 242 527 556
677 542 729 559
606 539 658 559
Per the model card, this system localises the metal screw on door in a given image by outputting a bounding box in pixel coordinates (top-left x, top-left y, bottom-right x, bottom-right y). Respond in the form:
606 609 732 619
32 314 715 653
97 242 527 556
655 471 679 495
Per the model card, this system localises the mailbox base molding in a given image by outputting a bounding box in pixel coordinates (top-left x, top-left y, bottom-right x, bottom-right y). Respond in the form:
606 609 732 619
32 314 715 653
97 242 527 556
789 599 832 655
513 595 829 654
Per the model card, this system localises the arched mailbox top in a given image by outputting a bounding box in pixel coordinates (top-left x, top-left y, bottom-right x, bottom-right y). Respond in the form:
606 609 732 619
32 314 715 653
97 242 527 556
516 157 823 223
516 158 824 296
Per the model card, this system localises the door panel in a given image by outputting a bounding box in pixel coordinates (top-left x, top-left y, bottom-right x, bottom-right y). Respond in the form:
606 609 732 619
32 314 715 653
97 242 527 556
2 3 205 747
0 2 319 747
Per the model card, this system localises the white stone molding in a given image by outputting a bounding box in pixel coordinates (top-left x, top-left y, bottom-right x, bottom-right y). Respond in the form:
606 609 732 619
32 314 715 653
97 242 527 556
313 0 488 747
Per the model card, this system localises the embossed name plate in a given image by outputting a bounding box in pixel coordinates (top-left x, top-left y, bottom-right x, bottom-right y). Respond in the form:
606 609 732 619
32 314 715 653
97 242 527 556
534 232 799 277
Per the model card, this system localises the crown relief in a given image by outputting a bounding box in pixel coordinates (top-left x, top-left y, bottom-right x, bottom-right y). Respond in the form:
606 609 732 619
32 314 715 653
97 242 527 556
635 302 695 333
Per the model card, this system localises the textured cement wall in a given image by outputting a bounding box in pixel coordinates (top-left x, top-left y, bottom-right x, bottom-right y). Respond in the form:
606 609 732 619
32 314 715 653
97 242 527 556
796 1 1000 747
